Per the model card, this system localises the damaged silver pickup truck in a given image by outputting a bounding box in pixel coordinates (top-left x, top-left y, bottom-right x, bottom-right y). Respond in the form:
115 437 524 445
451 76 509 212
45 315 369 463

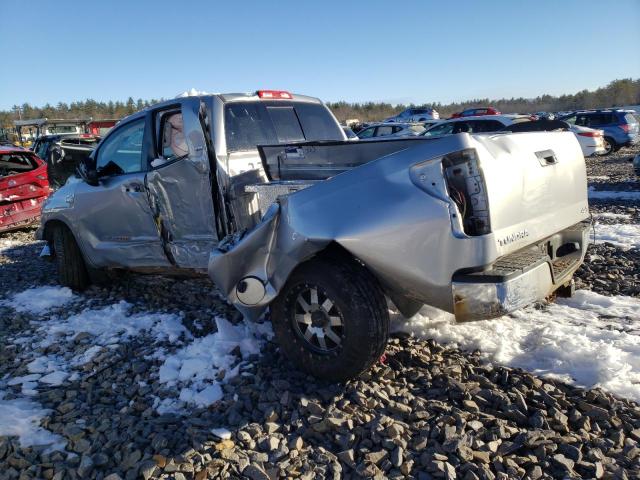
37 91 591 381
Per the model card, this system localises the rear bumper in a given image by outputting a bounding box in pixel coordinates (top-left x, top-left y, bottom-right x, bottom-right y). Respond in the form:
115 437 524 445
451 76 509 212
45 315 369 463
0 198 45 233
452 219 591 321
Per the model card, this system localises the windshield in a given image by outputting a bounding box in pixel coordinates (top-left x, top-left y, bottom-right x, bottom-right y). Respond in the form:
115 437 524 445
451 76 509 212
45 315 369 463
224 101 343 152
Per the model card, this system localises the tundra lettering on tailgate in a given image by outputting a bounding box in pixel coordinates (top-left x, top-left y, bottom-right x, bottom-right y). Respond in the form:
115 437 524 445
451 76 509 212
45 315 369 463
498 229 530 247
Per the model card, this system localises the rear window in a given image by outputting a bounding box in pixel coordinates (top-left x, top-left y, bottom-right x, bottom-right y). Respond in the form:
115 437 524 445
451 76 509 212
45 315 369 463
0 152 38 178
224 101 342 152
624 113 638 124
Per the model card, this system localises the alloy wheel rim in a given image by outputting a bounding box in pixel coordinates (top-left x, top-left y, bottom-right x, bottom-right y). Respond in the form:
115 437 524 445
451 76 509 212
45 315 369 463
292 285 344 353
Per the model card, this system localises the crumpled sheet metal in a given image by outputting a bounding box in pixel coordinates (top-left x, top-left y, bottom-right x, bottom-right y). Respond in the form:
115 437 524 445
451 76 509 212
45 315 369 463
208 135 493 321
208 201 330 320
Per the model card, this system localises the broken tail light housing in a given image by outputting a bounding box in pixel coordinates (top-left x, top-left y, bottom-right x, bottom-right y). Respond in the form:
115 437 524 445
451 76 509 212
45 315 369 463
442 149 491 236
619 124 631 133
410 149 491 237
257 90 292 99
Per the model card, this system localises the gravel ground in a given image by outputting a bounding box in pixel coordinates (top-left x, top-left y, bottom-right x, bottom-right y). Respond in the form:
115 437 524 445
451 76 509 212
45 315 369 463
0 145 639 480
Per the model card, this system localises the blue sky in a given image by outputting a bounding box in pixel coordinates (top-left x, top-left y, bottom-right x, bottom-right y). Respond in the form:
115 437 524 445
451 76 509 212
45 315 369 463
1 0 639 110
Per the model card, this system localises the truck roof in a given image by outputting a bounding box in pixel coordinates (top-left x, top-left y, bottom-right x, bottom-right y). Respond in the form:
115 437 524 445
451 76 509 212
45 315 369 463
117 91 325 125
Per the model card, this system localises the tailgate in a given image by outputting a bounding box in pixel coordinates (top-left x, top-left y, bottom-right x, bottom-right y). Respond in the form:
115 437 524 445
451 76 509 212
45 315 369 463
473 131 589 256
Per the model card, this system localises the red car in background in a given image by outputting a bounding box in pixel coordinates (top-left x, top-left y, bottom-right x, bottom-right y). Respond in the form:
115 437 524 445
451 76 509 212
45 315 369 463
451 107 501 118
0 146 51 233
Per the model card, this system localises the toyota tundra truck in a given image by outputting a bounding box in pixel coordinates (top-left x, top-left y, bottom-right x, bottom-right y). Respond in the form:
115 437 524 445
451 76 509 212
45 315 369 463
37 90 591 381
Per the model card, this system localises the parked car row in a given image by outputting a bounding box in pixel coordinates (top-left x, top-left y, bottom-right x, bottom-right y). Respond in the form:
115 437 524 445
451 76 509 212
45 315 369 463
420 114 607 157
354 106 638 157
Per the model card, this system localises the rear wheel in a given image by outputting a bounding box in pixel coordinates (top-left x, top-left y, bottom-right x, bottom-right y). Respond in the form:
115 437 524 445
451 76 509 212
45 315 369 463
51 225 90 291
602 137 617 155
270 257 389 382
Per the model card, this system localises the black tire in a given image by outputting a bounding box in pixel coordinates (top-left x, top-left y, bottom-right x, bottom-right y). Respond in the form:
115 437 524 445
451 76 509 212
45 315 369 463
602 137 617 156
270 257 389 382
51 225 90 291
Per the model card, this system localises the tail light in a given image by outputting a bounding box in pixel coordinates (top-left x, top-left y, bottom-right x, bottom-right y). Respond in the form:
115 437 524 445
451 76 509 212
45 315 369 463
619 124 630 133
257 90 292 99
442 149 491 236
410 149 491 236
578 131 601 137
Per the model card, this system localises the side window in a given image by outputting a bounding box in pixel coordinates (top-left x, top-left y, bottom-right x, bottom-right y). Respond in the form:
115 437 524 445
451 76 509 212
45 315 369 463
473 120 504 132
158 110 188 161
453 122 472 134
575 115 589 127
562 115 577 125
375 126 395 137
357 127 375 138
96 119 145 176
423 122 455 137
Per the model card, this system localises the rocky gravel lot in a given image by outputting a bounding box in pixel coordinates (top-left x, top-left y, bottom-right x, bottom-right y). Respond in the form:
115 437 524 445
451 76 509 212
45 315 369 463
0 146 639 480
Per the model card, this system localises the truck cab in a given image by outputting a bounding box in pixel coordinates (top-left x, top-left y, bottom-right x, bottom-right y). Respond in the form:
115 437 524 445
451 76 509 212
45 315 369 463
38 91 346 271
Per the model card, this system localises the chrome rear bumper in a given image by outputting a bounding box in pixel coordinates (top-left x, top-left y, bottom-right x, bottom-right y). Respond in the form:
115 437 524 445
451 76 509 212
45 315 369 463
452 219 591 321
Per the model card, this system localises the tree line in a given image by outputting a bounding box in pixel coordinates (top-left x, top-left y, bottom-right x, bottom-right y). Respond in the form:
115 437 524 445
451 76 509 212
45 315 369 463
1 79 638 127
328 79 640 122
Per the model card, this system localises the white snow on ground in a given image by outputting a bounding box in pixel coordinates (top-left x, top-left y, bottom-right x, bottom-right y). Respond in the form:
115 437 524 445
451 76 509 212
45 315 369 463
38 301 188 348
156 317 272 412
589 188 640 201
593 212 632 221
588 176 610 180
0 291 197 450
593 222 640 249
0 238 21 253
0 391 66 450
394 290 640 402
4 286 76 314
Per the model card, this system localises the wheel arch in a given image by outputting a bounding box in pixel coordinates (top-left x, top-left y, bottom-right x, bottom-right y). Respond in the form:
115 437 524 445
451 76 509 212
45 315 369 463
42 219 86 260
298 242 423 318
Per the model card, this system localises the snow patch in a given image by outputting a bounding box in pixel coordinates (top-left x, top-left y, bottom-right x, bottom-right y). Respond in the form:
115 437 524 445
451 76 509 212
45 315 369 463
394 291 640 402
40 301 188 347
593 222 640 249
176 88 212 98
156 318 272 412
593 212 632 221
4 286 76 314
0 391 66 450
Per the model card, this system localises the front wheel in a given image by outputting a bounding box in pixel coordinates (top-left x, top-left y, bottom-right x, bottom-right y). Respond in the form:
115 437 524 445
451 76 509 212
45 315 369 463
51 225 90 291
270 257 389 382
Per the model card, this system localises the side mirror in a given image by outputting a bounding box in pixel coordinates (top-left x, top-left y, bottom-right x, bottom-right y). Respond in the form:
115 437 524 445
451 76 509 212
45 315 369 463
77 153 100 186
